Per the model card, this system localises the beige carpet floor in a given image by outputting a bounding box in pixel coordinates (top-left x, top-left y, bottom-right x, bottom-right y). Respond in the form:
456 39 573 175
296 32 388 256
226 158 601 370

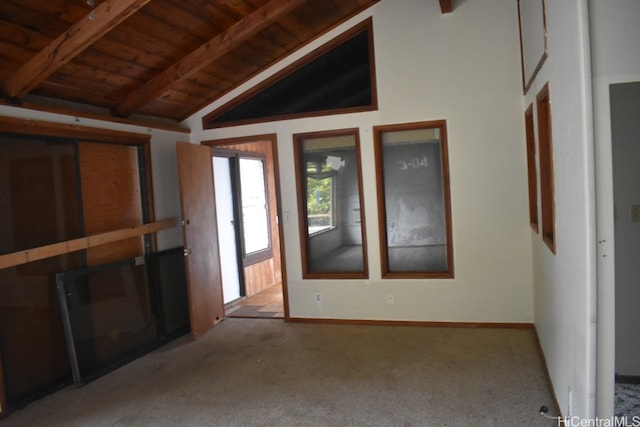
1 319 557 426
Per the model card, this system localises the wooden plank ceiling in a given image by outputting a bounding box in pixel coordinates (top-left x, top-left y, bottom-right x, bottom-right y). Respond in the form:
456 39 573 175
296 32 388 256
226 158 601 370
0 0 452 125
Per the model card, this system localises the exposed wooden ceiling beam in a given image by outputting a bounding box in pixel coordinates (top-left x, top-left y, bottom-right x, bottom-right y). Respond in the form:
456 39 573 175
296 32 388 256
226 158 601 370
112 0 307 118
1 0 152 100
0 97 190 134
439 0 453 14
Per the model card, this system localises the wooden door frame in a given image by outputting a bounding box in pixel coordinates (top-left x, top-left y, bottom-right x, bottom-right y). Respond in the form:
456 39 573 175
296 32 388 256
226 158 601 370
202 134 289 320
213 149 273 268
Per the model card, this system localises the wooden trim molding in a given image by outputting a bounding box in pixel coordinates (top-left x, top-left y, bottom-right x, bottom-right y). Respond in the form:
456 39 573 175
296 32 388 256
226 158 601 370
0 219 176 270
517 0 548 94
439 0 453 14
290 317 534 329
536 83 555 253
0 115 151 144
373 119 454 279
0 98 190 134
525 103 539 232
615 375 640 384
292 127 369 279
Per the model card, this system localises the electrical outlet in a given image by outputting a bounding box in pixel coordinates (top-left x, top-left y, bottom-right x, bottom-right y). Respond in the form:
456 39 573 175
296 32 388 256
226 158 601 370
387 295 394 304
314 292 321 304
631 205 640 223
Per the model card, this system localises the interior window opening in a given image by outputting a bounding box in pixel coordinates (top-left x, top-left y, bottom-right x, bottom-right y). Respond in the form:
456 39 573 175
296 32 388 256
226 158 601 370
536 83 555 253
294 129 368 278
374 120 454 278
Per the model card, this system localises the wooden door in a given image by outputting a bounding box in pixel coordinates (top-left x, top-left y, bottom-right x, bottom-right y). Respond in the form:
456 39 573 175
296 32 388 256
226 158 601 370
176 142 225 339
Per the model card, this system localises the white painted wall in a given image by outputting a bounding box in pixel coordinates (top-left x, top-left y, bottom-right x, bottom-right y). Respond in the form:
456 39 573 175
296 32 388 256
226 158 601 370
186 0 533 323
524 0 596 420
590 0 640 417
0 105 185 251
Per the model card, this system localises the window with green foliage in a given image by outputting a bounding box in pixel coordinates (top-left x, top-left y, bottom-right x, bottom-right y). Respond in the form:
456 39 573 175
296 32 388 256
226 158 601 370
306 159 336 234
294 129 368 278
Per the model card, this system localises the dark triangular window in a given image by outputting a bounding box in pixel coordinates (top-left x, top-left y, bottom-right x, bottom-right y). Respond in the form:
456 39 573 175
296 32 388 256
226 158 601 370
203 19 377 129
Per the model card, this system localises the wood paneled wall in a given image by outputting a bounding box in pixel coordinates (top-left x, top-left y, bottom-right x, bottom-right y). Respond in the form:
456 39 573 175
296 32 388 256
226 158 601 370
79 142 144 266
244 258 277 296
0 119 153 413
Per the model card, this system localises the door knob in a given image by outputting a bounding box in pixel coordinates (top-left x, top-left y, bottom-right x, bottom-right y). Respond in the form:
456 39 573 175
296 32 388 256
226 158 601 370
183 248 191 256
